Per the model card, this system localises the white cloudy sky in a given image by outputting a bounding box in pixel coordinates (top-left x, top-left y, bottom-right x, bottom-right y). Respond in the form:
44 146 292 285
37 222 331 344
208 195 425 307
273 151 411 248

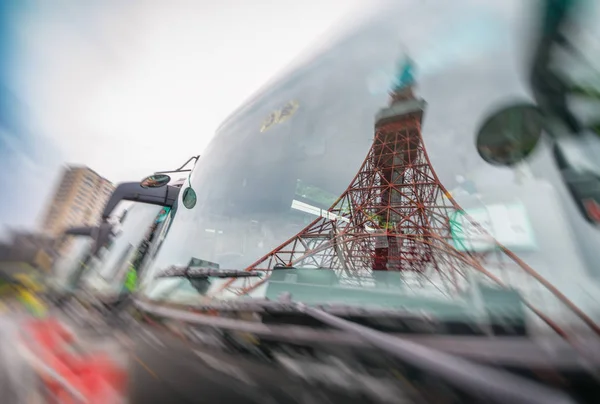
15 0 379 180
4 0 389 233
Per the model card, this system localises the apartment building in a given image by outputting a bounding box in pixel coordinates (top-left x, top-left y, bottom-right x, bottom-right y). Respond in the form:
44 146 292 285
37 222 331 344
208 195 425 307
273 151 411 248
40 166 114 253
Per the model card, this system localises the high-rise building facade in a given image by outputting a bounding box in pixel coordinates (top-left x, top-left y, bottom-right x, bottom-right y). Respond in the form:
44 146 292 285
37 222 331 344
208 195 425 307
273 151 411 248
40 165 115 240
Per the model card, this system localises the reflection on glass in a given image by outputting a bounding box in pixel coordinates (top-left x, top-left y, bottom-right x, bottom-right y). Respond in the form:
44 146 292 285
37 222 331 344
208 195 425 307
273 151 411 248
156 207 171 223
182 187 197 209
260 100 300 132
450 203 536 252
139 1 600 334
140 174 171 188
476 104 544 167
82 204 163 295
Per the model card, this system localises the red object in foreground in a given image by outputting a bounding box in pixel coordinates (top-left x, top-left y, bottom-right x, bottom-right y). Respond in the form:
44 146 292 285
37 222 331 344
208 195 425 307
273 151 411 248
24 318 127 403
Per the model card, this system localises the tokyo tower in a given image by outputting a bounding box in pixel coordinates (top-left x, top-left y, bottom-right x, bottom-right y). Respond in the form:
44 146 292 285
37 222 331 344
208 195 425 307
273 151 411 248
216 59 599 339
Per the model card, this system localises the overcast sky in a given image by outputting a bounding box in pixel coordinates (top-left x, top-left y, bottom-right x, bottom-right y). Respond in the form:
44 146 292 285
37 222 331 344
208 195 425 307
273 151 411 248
1 0 384 235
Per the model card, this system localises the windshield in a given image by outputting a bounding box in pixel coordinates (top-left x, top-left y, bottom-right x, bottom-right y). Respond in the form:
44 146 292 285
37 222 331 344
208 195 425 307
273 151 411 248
83 203 164 295
52 203 164 296
139 0 600 334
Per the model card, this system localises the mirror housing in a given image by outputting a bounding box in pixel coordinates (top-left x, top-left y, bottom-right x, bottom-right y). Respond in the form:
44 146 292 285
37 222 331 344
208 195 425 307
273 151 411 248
476 103 544 167
140 174 171 189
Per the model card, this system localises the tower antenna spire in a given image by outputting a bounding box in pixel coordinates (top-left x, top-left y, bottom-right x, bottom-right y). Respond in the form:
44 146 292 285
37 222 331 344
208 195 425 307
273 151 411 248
390 52 416 103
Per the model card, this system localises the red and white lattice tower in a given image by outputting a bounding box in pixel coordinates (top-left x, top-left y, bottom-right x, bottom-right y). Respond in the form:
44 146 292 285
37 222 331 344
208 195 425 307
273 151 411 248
216 70 599 338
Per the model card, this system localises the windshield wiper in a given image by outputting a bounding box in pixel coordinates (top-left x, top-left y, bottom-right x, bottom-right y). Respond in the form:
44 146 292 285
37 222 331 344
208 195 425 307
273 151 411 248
156 266 263 279
152 266 263 298
145 297 429 318
134 294 575 404
296 303 574 404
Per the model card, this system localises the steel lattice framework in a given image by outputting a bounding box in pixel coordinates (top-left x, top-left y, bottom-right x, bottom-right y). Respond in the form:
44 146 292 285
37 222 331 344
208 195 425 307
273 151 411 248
214 87 599 338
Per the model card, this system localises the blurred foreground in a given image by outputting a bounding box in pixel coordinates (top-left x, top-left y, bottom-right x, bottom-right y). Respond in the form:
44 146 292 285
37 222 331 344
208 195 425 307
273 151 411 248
0 293 129 403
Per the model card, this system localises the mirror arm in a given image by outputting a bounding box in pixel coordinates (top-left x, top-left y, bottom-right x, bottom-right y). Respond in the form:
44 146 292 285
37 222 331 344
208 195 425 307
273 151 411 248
155 155 199 175
174 155 199 171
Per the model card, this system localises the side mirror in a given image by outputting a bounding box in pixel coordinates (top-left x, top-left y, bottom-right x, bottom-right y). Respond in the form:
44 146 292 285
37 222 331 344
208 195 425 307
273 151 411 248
476 103 544 167
140 174 171 189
